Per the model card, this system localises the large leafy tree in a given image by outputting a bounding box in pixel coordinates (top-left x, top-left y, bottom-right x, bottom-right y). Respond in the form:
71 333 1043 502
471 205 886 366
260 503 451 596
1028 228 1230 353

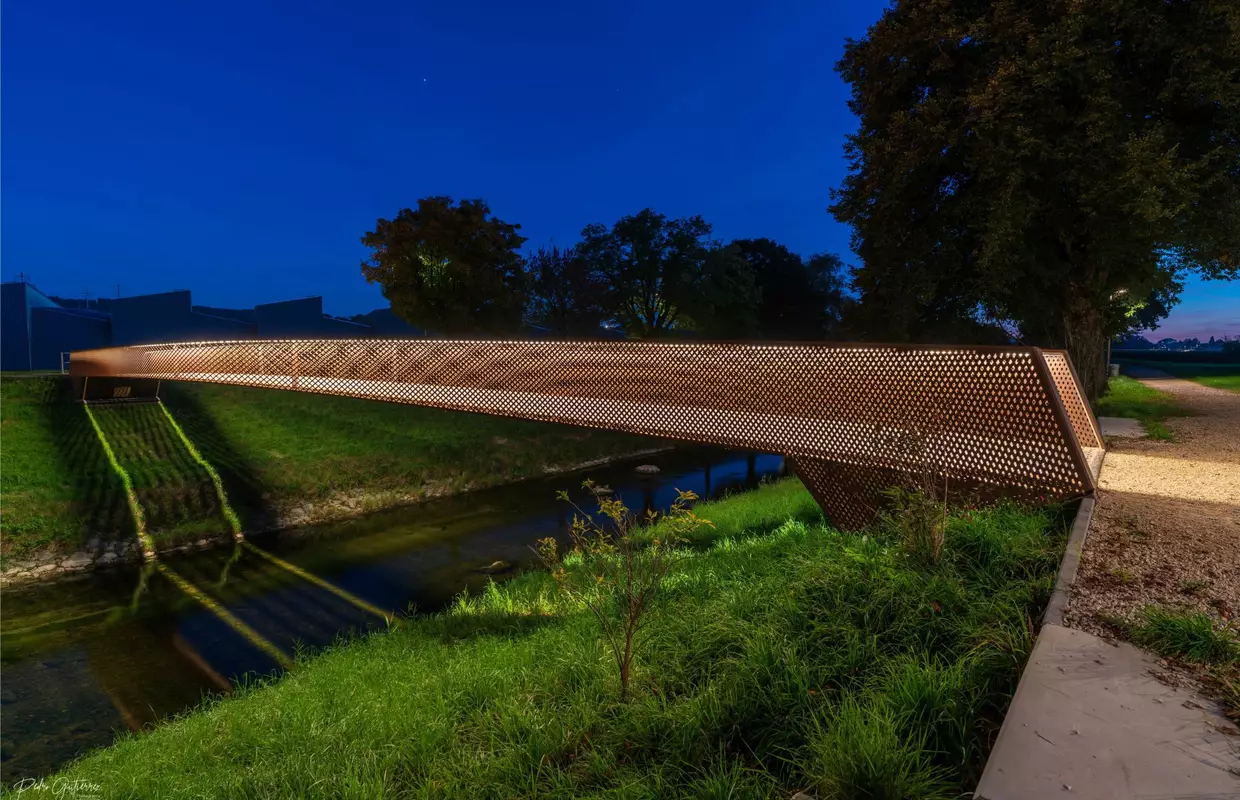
682 244 762 338
361 197 528 335
731 239 847 339
832 0 1240 398
578 209 713 338
525 245 610 336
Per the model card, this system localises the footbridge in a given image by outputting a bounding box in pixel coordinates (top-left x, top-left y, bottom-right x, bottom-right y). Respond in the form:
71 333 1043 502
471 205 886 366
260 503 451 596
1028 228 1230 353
69 339 1103 529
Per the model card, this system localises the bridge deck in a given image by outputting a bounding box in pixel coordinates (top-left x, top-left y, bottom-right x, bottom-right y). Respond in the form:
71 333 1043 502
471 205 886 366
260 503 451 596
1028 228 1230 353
69 339 1102 529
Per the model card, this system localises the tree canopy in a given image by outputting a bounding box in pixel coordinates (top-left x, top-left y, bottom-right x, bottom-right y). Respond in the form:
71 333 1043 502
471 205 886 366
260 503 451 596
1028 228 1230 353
525 245 610 336
831 0 1240 398
682 244 762 339
578 209 713 338
731 239 847 340
361 197 528 335
361 200 850 342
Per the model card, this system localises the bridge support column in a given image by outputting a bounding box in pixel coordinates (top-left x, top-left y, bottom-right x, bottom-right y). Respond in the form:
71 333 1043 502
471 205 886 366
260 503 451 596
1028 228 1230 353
787 456 890 531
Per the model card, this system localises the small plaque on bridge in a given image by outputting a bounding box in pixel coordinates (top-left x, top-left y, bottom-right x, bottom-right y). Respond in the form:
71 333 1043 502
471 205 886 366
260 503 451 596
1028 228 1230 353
76 377 162 404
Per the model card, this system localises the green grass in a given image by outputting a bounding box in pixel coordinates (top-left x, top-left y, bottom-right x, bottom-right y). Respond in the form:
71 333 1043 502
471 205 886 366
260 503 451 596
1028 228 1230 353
0 377 658 558
0 378 266 558
1115 360 1240 393
1127 606 1240 720
1095 376 1190 440
1190 374 1240 392
162 382 656 508
1129 606 1240 665
0 377 109 555
40 480 1067 799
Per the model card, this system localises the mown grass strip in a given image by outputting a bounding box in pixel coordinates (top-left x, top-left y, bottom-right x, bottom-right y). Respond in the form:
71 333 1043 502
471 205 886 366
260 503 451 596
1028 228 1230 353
1 376 658 557
158 401 244 539
82 404 154 557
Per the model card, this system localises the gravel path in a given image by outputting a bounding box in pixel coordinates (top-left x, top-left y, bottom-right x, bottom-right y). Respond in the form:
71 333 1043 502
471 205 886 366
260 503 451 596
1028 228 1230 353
1064 367 1239 638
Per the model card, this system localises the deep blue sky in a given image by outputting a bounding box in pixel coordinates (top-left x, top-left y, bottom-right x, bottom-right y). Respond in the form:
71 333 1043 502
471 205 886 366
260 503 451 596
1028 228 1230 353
3 0 1235 339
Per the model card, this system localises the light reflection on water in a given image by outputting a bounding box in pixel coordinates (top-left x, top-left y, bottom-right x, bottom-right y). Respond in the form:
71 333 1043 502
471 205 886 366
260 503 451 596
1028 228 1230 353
0 448 783 782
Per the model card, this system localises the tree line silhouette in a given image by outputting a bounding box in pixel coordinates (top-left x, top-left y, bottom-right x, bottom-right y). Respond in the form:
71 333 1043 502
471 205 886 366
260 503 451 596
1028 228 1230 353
361 198 846 342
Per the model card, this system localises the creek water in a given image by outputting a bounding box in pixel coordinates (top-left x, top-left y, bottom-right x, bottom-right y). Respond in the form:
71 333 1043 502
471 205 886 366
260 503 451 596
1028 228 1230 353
0 448 784 783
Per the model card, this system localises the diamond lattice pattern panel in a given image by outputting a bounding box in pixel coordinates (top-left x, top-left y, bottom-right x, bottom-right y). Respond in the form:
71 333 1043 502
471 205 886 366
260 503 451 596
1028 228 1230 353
1042 349 1104 451
69 340 1097 528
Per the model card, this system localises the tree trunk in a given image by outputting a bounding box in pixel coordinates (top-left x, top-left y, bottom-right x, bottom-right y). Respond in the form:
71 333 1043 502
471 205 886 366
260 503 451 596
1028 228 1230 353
1061 300 1108 403
618 652 631 700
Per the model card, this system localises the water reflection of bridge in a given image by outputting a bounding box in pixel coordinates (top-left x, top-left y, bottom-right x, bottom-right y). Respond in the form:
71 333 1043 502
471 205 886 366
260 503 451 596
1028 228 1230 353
62 395 395 747
1 449 782 782
2 537 394 780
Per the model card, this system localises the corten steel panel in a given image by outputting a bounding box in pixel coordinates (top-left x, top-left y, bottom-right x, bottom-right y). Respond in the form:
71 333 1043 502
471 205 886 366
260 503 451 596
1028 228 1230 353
69 340 1101 529
1042 349 1104 450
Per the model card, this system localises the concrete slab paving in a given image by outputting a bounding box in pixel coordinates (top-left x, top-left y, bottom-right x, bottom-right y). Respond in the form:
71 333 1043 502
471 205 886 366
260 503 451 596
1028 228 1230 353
975 624 1239 800
1098 416 1146 439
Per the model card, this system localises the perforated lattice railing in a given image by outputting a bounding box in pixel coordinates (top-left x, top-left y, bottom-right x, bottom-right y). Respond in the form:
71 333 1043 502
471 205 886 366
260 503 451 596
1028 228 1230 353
1042 350 1104 450
69 340 1102 529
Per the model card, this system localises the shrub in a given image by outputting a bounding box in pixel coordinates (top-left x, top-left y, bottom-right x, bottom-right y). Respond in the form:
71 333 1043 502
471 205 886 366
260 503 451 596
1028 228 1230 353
878 483 947 568
535 480 712 699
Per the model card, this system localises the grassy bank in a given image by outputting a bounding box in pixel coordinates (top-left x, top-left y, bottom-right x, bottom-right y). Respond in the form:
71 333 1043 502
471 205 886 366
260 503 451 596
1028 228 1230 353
0 377 659 558
1095 375 1190 440
44 480 1066 798
1113 360 1240 393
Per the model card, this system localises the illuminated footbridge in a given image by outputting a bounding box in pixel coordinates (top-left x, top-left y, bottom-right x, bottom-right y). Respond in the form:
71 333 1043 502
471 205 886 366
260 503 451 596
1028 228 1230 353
69 339 1103 529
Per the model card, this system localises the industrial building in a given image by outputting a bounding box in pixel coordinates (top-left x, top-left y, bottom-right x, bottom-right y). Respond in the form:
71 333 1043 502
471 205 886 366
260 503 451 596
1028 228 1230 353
1 280 419 371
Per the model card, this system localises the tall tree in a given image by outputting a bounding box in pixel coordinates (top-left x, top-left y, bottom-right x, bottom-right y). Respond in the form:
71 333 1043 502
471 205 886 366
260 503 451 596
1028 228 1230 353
831 0 1240 399
525 245 610 336
578 209 713 338
681 245 762 338
802 253 850 337
361 197 527 335
731 239 847 340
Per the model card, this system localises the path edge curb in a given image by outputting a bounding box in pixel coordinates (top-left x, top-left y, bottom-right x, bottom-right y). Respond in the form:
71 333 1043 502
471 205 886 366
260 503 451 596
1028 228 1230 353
1041 494 1095 627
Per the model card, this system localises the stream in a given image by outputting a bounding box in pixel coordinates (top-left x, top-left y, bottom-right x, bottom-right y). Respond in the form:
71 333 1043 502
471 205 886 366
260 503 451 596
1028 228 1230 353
0 448 785 783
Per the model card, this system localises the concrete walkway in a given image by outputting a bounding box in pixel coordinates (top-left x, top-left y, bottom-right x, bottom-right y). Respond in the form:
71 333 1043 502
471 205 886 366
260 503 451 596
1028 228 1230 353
1098 416 1144 439
977 367 1240 799
975 625 1238 799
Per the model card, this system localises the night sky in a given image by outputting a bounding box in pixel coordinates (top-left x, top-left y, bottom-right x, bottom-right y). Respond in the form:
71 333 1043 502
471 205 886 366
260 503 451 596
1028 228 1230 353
3 0 1235 339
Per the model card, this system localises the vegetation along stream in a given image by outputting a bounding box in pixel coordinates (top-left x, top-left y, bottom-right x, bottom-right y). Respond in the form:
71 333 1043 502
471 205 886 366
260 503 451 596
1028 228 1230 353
0 447 784 783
